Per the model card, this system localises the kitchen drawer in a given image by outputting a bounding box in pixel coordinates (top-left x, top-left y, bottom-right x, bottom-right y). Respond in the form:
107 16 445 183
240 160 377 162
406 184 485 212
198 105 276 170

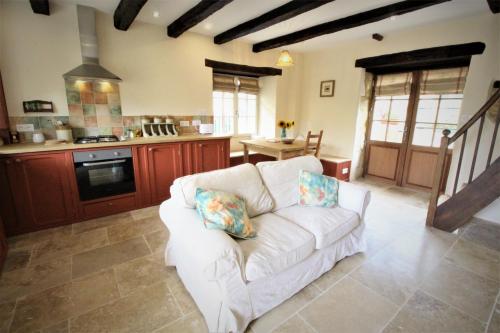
82 195 136 219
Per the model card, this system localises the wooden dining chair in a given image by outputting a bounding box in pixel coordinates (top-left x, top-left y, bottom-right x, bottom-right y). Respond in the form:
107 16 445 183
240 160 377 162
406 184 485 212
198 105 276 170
303 130 323 157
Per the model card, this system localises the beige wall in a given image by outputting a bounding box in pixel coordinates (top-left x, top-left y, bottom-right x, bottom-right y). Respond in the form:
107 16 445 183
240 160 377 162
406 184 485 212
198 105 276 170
298 13 500 175
0 1 300 130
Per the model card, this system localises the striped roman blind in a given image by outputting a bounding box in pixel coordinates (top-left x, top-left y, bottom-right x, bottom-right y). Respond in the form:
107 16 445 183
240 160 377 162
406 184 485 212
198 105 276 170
420 67 469 95
375 72 412 96
213 74 259 94
213 74 236 92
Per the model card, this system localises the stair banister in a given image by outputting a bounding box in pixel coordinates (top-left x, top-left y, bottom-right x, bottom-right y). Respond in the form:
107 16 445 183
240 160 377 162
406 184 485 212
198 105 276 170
426 129 450 226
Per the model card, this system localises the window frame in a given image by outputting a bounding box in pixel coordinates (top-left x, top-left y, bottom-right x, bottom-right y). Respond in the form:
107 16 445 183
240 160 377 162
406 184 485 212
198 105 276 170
212 75 259 137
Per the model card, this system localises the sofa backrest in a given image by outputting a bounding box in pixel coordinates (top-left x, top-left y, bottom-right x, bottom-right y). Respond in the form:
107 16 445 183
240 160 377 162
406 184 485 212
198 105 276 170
256 156 323 211
172 163 274 218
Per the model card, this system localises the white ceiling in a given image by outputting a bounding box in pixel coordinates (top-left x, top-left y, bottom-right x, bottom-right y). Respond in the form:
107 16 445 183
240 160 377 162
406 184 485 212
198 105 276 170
52 0 491 52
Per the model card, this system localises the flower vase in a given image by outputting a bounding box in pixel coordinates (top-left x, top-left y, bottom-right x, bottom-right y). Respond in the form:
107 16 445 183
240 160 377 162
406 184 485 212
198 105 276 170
280 127 287 139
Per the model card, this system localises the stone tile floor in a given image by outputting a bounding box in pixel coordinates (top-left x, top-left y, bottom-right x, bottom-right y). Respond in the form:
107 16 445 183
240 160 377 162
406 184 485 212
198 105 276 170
0 178 499 333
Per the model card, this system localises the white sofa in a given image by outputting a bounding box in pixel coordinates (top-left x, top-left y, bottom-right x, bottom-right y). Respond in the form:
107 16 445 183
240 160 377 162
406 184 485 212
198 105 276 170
159 156 371 333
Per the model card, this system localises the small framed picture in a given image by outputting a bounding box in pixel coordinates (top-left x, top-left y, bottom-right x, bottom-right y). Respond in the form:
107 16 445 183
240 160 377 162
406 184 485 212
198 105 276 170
320 80 335 97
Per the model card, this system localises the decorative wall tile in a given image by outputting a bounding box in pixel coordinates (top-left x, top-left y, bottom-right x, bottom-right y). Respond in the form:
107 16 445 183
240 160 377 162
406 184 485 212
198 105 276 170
84 127 99 136
107 93 120 106
69 105 83 118
112 127 124 137
69 116 85 128
111 115 122 127
80 92 94 105
122 116 140 127
66 91 81 105
98 127 112 135
82 105 96 117
95 105 110 117
94 93 107 104
110 106 122 116
84 116 98 127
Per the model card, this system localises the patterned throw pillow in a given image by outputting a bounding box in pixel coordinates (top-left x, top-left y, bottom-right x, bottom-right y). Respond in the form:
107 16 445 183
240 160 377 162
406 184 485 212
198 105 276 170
298 170 339 208
195 188 256 239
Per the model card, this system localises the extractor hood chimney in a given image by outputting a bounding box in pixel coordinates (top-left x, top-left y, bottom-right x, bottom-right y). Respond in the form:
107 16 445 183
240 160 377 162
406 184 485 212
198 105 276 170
63 5 121 82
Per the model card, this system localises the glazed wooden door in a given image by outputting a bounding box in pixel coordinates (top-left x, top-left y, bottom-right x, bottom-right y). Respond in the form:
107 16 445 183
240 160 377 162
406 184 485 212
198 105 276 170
147 143 183 204
11 152 75 231
364 92 417 184
193 140 228 173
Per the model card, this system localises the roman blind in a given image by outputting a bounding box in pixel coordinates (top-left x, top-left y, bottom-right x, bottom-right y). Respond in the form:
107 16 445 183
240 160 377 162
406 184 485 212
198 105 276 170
212 74 259 94
375 72 412 96
239 77 259 94
213 74 236 92
420 67 469 94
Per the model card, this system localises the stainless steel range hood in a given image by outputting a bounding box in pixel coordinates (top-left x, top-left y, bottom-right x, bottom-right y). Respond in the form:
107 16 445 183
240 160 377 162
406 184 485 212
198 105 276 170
63 5 121 82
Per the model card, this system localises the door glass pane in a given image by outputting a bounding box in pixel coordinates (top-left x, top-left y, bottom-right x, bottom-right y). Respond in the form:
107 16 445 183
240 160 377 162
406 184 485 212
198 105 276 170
416 97 438 123
389 99 409 121
373 98 390 120
437 98 462 124
213 91 234 134
386 122 405 143
370 121 387 141
412 123 434 146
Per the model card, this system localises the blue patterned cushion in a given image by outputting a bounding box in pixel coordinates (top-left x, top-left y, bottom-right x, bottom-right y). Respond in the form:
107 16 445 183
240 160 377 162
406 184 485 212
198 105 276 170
298 170 339 207
195 188 256 239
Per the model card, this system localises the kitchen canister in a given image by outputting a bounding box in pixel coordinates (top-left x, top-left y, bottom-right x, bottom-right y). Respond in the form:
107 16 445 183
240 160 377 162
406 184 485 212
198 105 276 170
32 132 45 144
56 128 73 142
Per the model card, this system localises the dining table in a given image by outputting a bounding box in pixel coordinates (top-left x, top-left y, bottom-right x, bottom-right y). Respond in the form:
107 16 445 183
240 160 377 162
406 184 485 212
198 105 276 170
239 139 306 163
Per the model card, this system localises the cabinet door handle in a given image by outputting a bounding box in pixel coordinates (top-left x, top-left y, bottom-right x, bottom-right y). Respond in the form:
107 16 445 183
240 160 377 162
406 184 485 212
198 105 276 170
148 148 153 152
15 159 21 163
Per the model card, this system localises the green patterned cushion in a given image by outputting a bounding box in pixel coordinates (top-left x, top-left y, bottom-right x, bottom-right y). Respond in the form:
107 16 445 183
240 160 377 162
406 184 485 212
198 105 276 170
195 188 256 239
298 170 339 208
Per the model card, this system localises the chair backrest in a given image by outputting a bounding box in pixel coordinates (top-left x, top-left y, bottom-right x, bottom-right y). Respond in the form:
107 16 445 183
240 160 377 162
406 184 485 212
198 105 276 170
303 130 323 157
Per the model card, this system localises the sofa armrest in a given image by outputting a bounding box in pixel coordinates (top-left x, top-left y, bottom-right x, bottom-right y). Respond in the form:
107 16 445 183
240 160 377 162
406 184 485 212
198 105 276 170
159 199 245 281
338 181 371 220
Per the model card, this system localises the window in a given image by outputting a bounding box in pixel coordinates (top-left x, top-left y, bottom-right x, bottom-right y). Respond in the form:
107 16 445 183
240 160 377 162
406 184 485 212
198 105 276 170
212 74 259 135
412 94 462 147
370 95 410 143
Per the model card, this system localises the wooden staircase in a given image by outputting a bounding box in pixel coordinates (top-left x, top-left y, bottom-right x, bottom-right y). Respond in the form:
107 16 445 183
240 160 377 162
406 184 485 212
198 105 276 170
427 87 500 232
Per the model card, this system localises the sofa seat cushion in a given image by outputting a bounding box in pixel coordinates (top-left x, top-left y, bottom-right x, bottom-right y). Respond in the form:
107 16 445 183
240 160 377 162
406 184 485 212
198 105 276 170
274 205 360 249
238 214 315 281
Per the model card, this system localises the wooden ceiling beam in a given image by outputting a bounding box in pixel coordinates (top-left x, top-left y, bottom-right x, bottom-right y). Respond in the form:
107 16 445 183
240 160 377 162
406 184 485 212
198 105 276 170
487 0 500 13
168 0 233 38
29 0 50 16
205 59 282 77
355 42 486 74
114 0 148 31
252 0 450 53
214 0 334 45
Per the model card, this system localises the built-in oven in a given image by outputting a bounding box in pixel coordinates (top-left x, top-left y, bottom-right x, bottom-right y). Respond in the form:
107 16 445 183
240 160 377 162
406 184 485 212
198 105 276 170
73 148 136 201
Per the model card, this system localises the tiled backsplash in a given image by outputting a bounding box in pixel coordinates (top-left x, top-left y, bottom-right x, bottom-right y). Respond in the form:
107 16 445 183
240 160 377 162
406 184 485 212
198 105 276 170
8 79 213 143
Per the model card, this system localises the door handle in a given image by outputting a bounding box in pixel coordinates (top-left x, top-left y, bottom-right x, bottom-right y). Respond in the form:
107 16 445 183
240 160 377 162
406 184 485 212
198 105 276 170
82 159 126 167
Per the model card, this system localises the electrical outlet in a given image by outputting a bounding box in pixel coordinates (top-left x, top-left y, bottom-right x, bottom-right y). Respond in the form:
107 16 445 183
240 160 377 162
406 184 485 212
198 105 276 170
179 121 190 127
192 120 201 126
16 124 35 132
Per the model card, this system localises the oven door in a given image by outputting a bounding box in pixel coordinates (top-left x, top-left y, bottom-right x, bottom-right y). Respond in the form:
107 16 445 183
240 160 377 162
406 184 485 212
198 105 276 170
74 158 136 201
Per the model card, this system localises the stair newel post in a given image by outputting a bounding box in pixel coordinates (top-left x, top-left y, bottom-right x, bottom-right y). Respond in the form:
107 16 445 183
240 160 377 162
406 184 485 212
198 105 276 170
426 129 451 227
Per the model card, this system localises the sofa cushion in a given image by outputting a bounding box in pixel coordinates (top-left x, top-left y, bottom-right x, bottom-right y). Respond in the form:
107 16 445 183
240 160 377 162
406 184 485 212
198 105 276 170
195 188 256 239
256 156 323 211
238 213 315 281
299 170 339 208
274 205 360 249
174 163 273 218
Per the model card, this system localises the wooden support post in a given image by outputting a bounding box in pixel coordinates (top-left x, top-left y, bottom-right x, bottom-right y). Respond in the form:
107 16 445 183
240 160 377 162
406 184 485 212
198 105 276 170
426 129 450 227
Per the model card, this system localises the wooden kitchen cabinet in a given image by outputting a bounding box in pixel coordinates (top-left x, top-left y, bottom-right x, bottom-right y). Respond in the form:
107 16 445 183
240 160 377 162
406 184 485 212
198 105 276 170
193 139 229 173
0 216 7 271
147 143 184 205
1 152 76 235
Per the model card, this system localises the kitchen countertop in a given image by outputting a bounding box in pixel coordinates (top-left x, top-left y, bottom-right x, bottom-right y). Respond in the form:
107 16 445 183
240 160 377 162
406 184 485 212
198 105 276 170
0 134 232 155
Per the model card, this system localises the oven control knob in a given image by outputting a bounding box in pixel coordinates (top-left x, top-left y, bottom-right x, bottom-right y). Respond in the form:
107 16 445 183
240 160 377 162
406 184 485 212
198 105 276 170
89 154 96 158
113 152 120 156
